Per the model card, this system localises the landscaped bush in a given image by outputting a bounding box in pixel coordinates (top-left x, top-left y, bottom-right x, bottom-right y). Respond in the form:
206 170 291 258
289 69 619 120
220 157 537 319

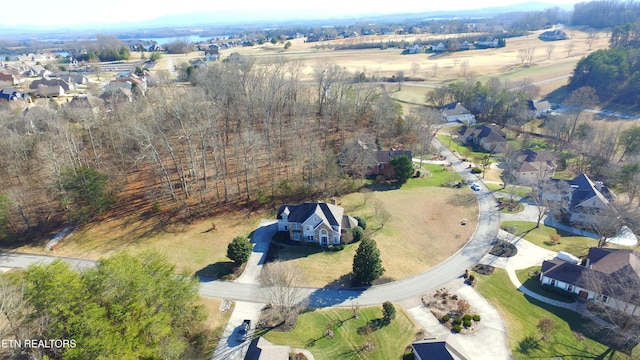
463 319 473 328
441 314 451 323
452 318 462 326
548 233 561 245
351 226 365 242
541 284 578 300
327 244 345 251
452 325 462 333
471 167 482 174
472 314 481 322
462 314 472 322
354 216 367 230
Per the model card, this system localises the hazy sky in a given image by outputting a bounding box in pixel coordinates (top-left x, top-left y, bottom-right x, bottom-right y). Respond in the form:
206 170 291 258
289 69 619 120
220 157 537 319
3 0 580 27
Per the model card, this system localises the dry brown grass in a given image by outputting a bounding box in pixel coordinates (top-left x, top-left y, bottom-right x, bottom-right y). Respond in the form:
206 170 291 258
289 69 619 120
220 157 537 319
214 29 610 91
14 210 264 275
198 297 235 342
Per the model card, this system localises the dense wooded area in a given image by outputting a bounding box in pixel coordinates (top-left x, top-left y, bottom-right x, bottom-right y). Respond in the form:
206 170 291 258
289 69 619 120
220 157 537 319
0 58 431 242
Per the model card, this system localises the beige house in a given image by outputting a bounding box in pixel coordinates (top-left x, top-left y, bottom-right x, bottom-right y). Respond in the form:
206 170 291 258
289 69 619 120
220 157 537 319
514 149 556 185
461 124 506 153
567 173 616 225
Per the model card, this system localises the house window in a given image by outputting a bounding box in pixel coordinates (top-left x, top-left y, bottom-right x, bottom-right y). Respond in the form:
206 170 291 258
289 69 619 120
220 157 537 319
550 279 556 287
602 295 609 303
306 225 311 231
294 233 300 240
567 285 573 292
284 225 288 231
306 235 314 242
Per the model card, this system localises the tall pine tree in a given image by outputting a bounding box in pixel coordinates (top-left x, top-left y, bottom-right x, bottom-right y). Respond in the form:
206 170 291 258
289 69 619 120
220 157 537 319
352 238 385 285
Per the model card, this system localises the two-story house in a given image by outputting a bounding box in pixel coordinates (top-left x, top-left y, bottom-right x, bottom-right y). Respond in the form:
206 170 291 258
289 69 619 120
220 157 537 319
277 202 358 245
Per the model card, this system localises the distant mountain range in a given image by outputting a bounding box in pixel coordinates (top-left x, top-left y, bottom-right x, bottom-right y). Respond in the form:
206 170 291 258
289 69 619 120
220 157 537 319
0 2 574 41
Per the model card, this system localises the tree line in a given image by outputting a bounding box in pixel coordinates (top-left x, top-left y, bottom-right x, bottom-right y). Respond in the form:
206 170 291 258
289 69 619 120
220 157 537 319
0 58 432 242
572 0 640 29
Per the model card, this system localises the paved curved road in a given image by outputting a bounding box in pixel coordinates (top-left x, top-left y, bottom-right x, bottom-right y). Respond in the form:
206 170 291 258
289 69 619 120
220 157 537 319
0 138 499 308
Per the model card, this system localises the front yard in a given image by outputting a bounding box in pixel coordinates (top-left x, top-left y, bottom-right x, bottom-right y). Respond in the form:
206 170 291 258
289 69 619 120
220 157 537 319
501 221 603 257
476 269 637 359
263 306 418 360
276 183 478 287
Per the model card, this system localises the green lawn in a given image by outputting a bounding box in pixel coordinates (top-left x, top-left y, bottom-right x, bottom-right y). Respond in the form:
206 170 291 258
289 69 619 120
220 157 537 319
405 163 462 188
515 266 575 304
501 221 596 257
263 306 418 360
476 269 636 359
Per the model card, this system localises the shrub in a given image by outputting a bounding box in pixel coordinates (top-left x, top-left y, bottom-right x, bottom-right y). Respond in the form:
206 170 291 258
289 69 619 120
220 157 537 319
473 314 481 322
354 216 367 230
441 314 451 323
452 318 462 326
452 325 462 333
227 236 252 266
471 167 482 174
340 231 354 244
462 314 472 322
351 226 365 242
463 319 473 328
468 275 475 282
541 284 578 300
549 233 561 245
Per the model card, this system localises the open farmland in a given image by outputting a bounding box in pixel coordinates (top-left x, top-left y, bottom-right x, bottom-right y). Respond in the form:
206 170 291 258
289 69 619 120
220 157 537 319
208 28 610 93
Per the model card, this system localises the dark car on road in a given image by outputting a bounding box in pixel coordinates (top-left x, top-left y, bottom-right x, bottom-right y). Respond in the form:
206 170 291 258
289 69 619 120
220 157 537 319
236 319 251 342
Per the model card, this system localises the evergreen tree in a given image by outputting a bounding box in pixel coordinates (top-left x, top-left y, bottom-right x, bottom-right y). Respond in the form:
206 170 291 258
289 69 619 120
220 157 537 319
227 236 253 266
59 166 115 224
382 301 396 324
352 238 385 285
389 155 414 184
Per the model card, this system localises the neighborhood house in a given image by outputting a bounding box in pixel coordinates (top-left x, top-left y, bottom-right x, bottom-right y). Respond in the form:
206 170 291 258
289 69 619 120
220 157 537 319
461 124 506 153
514 149 556 185
277 202 358 245
441 102 476 125
540 248 640 315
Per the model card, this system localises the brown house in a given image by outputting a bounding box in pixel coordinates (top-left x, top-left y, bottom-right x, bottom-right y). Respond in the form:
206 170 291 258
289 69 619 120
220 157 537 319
461 124 507 153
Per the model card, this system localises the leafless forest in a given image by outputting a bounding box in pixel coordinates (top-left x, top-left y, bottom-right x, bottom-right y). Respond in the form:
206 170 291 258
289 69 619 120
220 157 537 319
0 58 433 240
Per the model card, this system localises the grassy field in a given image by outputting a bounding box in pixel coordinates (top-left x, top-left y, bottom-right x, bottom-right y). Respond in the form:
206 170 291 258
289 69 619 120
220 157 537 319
476 269 635 359
278 181 478 287
501 221 600 257
263 306 418 360
16 210 264 277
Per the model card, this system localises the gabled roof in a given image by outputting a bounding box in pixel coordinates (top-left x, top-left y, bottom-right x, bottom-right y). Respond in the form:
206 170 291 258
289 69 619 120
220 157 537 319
462 124 506 143
441 102 471 117
412 335 470 360
528 100 551 111
374 149 412 164
516 149 555 173
568 173 614 209
543 248 640 301
277 202 343 227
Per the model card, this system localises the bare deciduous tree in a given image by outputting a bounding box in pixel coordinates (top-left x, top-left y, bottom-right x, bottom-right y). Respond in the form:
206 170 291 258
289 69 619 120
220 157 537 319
259 261 306 323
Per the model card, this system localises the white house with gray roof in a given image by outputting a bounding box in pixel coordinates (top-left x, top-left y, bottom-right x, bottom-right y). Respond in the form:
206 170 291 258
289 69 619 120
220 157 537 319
277 202 358 245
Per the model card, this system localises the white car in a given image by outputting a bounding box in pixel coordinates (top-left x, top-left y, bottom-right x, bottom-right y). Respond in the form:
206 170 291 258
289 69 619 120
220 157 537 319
470 183 480 191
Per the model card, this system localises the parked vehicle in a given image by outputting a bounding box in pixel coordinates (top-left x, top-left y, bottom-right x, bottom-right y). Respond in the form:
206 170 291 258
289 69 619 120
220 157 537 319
470 183 480 191
236 319 251 342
